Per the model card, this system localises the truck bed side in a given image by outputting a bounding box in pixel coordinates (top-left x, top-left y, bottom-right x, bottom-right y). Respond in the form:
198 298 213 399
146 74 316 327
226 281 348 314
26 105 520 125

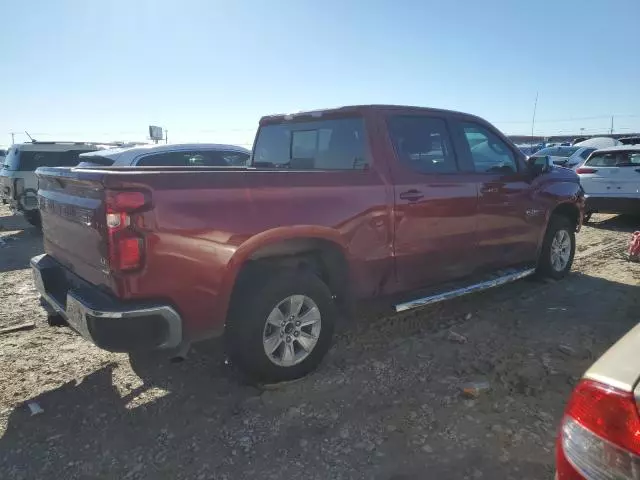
37 166 393 340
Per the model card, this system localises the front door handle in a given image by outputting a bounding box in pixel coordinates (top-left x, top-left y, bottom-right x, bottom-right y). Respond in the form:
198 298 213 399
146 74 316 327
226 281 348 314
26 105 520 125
399 189 424 202
481 186 500 194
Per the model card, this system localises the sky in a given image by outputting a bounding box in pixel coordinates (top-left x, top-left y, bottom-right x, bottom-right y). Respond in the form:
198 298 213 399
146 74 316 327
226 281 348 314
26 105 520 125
2 0 639 147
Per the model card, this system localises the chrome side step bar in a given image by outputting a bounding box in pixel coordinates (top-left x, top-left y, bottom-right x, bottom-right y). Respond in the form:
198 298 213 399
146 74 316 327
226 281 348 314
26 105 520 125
394 268 536 313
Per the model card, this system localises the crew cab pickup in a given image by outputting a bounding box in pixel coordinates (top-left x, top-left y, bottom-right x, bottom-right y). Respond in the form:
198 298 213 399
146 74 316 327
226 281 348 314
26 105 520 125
32 105 584 382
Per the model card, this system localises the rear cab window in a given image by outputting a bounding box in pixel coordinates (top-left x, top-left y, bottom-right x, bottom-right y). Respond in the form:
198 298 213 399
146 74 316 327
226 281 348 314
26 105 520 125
252 118 368 170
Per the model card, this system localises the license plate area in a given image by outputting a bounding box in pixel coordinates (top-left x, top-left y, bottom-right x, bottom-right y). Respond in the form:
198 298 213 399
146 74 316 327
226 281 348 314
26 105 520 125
65 295 91 339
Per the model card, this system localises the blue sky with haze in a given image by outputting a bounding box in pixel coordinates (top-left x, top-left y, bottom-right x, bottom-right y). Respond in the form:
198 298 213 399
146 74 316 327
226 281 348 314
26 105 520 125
2 0 639 146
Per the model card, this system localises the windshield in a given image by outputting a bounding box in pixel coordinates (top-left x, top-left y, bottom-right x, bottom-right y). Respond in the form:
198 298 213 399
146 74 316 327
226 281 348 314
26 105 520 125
534 146 580 158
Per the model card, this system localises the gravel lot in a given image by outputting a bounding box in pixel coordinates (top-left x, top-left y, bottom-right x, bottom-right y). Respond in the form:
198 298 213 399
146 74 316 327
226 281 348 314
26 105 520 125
1 204 638 479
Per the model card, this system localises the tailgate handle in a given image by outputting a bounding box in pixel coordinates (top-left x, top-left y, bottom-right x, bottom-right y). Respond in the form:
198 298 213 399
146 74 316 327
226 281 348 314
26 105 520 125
399 189 424 202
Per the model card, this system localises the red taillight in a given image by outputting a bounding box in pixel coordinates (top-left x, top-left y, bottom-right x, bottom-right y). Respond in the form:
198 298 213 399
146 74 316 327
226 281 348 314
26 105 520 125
567 380 640 455
576 167 598 174
558 379 640 479
105 190 150 272
111 236 142 271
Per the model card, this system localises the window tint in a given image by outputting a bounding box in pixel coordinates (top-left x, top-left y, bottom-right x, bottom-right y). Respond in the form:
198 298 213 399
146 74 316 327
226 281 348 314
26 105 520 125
222 151 250 166
387 115 457 174
137 150 239 167
461 123 517 174
252 118 368 170
586 151 640 167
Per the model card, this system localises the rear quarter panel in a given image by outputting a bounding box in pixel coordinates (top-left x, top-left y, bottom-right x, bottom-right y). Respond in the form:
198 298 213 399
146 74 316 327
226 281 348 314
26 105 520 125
104 167 393 340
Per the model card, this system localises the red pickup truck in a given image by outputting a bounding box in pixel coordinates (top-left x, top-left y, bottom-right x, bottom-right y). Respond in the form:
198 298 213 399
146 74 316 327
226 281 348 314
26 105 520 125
32 105 584 382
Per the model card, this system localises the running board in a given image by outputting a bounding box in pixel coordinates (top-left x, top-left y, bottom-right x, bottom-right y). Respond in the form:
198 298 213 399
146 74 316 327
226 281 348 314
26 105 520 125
394 268 536 313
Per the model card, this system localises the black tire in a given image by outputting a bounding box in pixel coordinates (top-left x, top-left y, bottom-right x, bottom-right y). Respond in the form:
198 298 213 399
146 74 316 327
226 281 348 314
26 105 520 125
24 211 41 229
536 215 576 279
226 268 336 383
47 314 67 327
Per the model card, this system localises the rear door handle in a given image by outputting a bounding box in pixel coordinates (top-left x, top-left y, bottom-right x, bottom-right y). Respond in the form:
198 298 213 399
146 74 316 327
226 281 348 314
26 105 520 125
399 189 424 202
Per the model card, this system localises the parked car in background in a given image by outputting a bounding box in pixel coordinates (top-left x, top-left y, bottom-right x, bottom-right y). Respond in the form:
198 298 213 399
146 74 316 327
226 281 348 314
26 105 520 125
556 322 640 479
618 136 640 146
1 141 100 226
531 146 597 169
576 146 640 222
574 137 621 149
78 143 251 167
32 105 584 382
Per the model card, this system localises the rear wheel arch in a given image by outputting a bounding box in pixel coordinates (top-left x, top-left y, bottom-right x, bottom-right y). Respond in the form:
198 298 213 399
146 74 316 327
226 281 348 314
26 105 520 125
231 236 350 301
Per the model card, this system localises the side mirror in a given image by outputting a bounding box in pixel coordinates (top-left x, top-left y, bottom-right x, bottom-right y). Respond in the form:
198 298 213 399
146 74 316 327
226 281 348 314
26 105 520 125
528 155 552 177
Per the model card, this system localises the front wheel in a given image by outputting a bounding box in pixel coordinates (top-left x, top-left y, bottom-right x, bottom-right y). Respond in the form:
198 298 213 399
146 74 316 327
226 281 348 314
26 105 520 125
226 269 336 383
537 216 576 279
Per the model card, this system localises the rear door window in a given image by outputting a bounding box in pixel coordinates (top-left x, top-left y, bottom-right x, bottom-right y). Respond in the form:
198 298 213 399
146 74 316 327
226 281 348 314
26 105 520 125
386 115 458 174
221 151 250 166
253 118 368 170
136 150 240 167
585 151 640 167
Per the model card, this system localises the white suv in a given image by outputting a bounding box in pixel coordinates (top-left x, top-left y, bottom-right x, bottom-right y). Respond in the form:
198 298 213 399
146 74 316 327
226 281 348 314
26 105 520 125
577 145 640 221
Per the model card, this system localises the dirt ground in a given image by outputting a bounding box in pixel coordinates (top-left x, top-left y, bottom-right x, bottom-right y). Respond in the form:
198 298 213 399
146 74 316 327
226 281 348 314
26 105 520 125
0 204 638 480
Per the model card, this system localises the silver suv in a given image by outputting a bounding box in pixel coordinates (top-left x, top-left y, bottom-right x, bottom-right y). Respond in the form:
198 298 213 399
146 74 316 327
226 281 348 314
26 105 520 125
1 142 99 226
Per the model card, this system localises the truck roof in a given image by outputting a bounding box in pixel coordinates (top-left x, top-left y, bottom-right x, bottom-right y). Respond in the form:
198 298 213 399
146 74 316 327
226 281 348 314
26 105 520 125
259 104 487 125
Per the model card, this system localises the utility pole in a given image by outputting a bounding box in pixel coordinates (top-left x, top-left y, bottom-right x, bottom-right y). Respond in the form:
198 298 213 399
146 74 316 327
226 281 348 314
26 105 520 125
610 116 614 135
164 129 168 144
10 132 15 145
531 92 538 143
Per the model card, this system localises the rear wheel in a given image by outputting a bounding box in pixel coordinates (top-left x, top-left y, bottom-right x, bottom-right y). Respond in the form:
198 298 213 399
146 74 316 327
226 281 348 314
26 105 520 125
537 215 576 279
226 268 336 383
24 210 41 229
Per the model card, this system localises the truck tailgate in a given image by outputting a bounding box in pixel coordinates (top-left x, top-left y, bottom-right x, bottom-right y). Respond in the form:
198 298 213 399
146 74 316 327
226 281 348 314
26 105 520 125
37 167 110 288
